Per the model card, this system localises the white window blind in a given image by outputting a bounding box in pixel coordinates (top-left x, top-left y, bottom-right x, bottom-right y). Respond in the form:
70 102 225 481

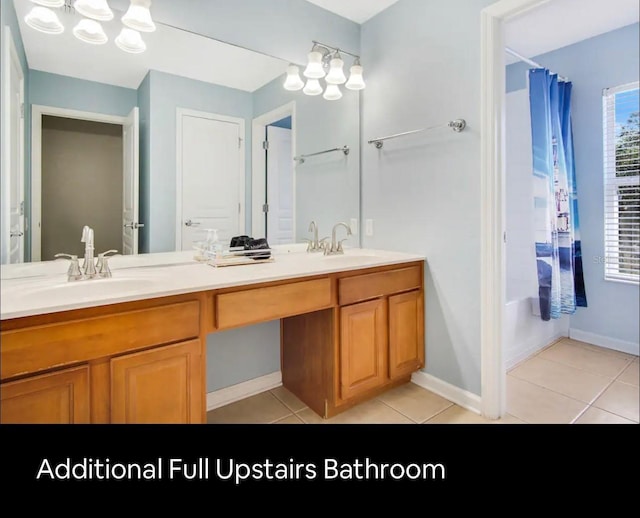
603 82 639 284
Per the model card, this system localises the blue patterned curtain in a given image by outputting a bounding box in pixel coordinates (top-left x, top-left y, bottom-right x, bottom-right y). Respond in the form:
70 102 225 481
529 69 587 321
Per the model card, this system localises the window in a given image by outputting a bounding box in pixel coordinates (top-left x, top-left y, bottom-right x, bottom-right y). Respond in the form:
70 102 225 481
603 82 639 284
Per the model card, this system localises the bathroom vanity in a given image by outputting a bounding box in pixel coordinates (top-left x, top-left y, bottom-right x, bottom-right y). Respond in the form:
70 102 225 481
0 249 425 424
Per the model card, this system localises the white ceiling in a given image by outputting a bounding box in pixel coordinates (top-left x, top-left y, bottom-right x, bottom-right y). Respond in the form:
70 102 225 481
304 0 401 24
14 0 288 91
506 0 639 64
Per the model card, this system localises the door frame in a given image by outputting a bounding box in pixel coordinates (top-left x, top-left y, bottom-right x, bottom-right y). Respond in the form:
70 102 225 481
251 101 296 239
480 0 550 418
1 26 25 264
175 108 246 251
31 105 127 261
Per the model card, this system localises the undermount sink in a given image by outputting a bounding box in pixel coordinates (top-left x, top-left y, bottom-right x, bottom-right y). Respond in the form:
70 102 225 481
3 273 163 303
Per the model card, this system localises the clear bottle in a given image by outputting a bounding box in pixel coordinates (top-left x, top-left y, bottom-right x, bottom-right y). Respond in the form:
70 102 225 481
206 229 223 262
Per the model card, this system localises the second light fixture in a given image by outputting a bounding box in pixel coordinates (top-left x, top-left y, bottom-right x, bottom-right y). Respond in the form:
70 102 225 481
284 42 366 101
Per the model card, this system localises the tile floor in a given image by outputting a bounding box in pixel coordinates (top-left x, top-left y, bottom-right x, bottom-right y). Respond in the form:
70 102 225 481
207 338 639 425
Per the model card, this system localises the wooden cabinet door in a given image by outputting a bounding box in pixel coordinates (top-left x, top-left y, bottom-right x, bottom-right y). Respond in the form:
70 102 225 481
389 291 424 379
340 299 388 400
0 366 90 424
111 340 203 424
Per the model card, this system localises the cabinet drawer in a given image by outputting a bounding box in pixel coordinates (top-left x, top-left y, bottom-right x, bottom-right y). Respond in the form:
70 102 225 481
1 301 200 380
217 278 332 329
339 265 422 305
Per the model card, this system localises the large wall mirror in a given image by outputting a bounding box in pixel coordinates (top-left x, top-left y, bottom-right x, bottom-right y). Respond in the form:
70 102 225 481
0 0 361 266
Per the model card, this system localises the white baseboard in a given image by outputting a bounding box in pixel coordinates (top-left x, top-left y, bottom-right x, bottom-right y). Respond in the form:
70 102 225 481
569 329 639 356
207 371 282 411
505 331 566 371
411 371 482 415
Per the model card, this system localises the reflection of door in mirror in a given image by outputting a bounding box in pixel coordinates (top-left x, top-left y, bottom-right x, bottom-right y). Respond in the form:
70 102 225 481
266 118 294 245
2 27 25 265
31 106 140 261
176 109 245 251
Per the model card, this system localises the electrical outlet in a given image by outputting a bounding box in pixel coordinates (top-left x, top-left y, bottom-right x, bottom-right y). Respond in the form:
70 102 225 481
365 219 374 237
350 218 358 235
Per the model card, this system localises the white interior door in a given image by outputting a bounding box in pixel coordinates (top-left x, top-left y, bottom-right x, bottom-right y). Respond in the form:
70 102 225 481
3 29 25 264
266 125 294 244
178 110 243 251
122 106 140 255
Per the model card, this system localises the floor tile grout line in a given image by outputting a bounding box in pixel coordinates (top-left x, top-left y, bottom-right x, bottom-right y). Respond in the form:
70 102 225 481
419 403 456 424
270 412 297 424
268 389 309 415
507 374 593 413
373 398 425 424
528 352 632 379
552 340 638 363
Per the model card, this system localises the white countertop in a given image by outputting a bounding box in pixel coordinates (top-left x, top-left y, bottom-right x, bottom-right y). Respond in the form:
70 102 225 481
0 247 425 320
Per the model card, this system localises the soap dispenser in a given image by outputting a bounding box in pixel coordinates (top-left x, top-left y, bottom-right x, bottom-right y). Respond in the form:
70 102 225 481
205 228 223 260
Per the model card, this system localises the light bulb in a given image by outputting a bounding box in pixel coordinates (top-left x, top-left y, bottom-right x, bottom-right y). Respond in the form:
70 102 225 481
303 79 323 96
73 0 114 21
122 0 156 33
24 6 64 34
345 64 366 90
303 51 326 79
31 0 64 7
323 84 342 101
116 28 146 53
325 56 347 85
283 65 304 91
73 18 108 44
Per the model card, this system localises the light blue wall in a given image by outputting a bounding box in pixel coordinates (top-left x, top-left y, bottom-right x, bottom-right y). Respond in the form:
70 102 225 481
253 74 361 244
361 0 495 395
146 70 253 253
1 0 30 262
109 0 360 66
137 72 151 254
29 70 137 116
507 23 640 349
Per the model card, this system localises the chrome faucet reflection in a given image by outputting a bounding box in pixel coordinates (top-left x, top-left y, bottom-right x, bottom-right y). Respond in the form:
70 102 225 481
306 220 328 253
325 222 353 256
55 226 119 281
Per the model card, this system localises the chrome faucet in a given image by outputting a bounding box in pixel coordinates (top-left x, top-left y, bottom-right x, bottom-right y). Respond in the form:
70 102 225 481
81 225 97 278
325 222 352 255
306 220 328 253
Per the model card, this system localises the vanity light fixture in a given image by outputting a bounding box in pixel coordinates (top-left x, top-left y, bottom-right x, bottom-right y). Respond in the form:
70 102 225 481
283 65 304 91
73 0 114 21
73 18 108 44
24 5 64 34
122 0 156 33
24 0 154 54
291 41 366 100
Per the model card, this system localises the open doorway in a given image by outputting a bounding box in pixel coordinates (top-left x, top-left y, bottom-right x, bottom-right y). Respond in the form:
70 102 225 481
251 102 296 243
31 105 140 261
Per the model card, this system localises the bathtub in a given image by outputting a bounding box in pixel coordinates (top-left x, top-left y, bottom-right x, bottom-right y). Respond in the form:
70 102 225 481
504 296 569 370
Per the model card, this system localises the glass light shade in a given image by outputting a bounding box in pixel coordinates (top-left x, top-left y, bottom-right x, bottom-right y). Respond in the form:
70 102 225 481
73 0 114 21
31 0 65 7
323 84 342 101
122 0 156 33
345 64 366 90
24 6 64 34
73 18 108 44
303 79 323 96
115 28 146 53
325 57 347 85
303 51 326 79
283 65 304 91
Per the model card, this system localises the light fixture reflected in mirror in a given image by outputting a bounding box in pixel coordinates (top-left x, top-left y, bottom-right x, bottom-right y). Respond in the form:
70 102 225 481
122 0 157 33
283 65 304 91
303 79 323 96
24 6 64 34
73 0 114 21
115 27 146 53
73 18 108 44
293 41 365 100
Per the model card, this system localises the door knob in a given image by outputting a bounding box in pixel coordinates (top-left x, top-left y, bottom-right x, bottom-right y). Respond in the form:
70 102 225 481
185 220 201 227
10 231 24 237
124 222 145 229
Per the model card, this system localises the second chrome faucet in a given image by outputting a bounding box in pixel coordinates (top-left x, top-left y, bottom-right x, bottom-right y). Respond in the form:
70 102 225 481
56 226 118 281
306 221 353 255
